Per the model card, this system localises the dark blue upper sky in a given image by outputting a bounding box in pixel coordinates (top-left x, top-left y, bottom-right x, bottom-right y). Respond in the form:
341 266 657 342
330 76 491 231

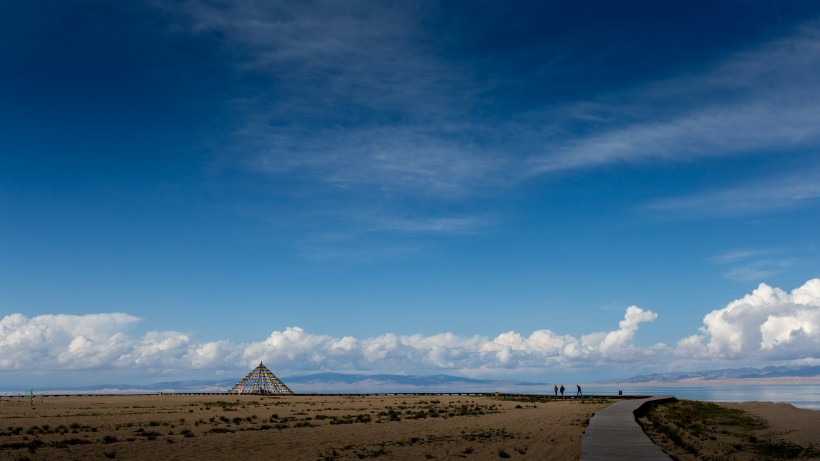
2 1 820 382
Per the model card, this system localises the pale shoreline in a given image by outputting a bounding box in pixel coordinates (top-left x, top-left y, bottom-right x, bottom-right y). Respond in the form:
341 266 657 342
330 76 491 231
598 375 820 386
585 379 820 410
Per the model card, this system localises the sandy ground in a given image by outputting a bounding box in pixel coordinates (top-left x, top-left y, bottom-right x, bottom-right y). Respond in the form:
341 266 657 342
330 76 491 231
721 401 820 448
0 394 608 460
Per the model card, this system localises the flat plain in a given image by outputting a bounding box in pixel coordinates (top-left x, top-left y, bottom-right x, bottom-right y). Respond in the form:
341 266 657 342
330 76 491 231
4 394 815 460
0 394 608 460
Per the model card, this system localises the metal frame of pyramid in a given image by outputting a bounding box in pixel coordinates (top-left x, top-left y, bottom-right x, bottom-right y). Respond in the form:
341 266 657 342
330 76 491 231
228 362 293 395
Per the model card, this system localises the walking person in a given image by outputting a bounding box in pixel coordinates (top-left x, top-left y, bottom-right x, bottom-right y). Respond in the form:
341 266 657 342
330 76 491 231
559 385 565 396
554 384 558 396
576 384 582 396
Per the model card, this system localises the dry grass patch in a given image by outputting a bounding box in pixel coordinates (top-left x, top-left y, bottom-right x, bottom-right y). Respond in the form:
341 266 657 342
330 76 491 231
639 399 820 460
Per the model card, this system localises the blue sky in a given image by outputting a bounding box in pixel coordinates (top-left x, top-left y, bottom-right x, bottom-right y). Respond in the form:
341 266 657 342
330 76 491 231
2 1 820 386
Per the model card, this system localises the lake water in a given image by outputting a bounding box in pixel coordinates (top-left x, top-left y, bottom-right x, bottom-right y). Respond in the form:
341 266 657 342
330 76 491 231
293 383 820 410
11 382 818 410
433 383 820 410
579 384 820 410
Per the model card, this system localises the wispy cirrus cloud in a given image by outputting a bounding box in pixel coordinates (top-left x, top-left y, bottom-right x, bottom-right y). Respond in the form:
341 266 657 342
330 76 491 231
708 248 796 283
709 249 799 283
167 1 505 246
711 249 777 264
237 9 820 190
644 172 820 218
528 21 820 175
368 216 485 234
171 3 820 238
177 0 492 196
242 123 507 199
529 101 820 174
723 259 799 283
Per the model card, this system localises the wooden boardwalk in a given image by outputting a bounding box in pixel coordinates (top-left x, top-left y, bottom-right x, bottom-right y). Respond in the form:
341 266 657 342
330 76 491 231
580 395 674 461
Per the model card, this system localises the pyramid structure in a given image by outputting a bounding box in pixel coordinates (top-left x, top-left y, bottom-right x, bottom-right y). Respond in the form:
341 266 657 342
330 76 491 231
228 362 293 395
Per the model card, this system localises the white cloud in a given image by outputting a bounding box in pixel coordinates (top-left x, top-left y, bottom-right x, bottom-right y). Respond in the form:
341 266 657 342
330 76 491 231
529 22 820 176
723 259 798 283
0 307 663 376
208 6 820 193
707 249 797 283
2 280 818 380
175 0 495 201
164 3 820 241
677 278 820 360
0 313 140 369
645 173 820 218
711 249 775 264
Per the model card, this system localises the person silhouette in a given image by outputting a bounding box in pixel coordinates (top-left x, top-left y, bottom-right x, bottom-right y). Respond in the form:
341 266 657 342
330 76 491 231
559 385 565 396
553 384 558 396
576 384 582 396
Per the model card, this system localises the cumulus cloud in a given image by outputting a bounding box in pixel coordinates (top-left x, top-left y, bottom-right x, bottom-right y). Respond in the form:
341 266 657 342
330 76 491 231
477 306 661 369
0 307 663 376
3 280 818 379
0 313 240 371
677 278 820 360
0 313 140 369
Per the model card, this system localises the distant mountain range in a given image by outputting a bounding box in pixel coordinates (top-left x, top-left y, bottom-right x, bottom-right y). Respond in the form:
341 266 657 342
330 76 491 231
286 373 548 392
288 373 498 386
5 365 817 394
3 373 544 394
616 365 820 383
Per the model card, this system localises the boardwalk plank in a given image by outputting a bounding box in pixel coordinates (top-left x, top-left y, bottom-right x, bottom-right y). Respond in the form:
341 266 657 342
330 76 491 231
580 396 673 461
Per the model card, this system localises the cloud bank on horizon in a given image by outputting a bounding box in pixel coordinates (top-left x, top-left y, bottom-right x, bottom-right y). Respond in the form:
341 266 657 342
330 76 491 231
2 279 818 381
